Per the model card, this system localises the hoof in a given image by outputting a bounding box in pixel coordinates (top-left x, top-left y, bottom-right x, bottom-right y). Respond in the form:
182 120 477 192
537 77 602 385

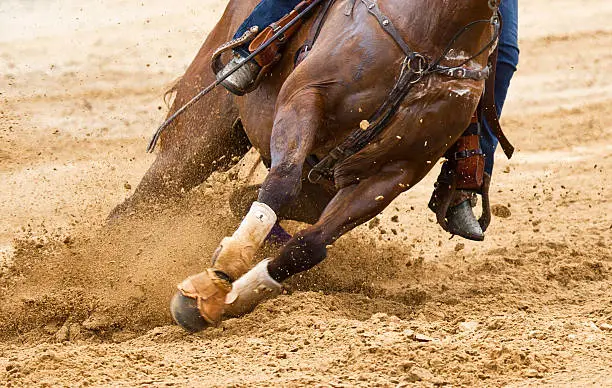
170 292 211 333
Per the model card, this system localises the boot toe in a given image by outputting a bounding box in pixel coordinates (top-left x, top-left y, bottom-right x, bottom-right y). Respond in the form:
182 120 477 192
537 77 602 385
447 201 485 241
217 56 261 96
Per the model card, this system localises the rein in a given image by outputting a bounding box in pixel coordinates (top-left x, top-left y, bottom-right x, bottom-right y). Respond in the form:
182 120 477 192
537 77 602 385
308 0 503 183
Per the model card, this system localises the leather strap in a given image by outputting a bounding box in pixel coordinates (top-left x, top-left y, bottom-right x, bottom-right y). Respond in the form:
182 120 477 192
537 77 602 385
436 64 490 81
360 0 414 58
479 173 492 232
480 13 514 159
481 44 514 159
431 165 456 232
454 149 484 160
296 0 337 65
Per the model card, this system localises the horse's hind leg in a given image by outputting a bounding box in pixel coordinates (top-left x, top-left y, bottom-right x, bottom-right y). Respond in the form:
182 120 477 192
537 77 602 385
108 23 250 220
221 160 418 317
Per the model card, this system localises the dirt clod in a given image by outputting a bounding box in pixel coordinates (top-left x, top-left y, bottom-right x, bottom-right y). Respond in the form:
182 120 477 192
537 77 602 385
458 321 479 333
492 204 512 218
405 366 435 382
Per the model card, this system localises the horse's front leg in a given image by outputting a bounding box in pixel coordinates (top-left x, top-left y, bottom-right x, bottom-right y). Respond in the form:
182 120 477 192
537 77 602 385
224 160 419 317
170 89 322 332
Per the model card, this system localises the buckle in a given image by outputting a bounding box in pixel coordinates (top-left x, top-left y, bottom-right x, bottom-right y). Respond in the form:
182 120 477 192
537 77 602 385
454 149 483 160
407 53 428 75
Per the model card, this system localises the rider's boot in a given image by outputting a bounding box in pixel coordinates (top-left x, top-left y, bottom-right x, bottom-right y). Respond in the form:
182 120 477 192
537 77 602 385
216 52 262 96
215 1 310 95
224 258 282 317
443 188 484 241
171 202 277 331
429 121 487 241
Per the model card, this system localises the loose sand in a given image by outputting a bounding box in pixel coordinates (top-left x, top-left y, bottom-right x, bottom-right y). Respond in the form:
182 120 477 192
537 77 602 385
1 0 611 386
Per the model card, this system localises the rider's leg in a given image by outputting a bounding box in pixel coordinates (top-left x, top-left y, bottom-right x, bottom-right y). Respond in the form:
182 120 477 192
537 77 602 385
431 0 519 241
481 0 520 174
225 161 416 317
218 0 303 95
233 0 302 54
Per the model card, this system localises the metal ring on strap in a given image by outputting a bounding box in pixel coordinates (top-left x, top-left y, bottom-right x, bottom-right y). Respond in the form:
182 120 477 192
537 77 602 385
407 53 427 75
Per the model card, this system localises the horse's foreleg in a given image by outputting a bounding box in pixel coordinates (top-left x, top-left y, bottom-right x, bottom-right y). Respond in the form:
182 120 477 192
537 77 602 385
229 180 334 225
229 179 335 246
170 89 323 331
211 89 322 273
270 160 414 280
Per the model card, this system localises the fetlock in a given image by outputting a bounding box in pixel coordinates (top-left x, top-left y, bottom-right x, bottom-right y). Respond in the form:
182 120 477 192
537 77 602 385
212 236 257 281
224 258 282 318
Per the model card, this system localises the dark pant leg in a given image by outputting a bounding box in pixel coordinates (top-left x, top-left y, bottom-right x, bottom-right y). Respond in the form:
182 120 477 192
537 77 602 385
482 0 520 175
233 0 304 56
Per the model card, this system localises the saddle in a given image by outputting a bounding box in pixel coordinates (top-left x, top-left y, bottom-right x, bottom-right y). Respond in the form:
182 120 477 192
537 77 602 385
211 0 320 93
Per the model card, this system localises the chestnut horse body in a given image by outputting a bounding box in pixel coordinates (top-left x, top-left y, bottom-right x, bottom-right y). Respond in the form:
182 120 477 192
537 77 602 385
112 0 498 329
115 0 493 215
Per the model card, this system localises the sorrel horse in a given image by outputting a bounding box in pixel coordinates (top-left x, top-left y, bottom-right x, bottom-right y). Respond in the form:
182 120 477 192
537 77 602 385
111 0 501 332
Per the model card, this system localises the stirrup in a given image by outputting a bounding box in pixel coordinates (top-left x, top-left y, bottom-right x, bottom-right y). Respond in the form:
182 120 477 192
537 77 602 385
216 54 263 96
211 26 259 75
429 167 492 240
211 27 262 96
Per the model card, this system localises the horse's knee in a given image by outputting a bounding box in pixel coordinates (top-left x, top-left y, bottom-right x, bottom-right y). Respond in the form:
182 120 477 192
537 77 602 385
258 162 303 212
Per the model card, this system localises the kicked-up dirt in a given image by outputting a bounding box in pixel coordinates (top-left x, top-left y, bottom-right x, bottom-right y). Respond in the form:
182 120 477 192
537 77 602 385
1 0 611 386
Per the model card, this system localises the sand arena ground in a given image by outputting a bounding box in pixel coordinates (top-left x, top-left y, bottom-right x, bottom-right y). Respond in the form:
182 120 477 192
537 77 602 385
0 0 611 386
